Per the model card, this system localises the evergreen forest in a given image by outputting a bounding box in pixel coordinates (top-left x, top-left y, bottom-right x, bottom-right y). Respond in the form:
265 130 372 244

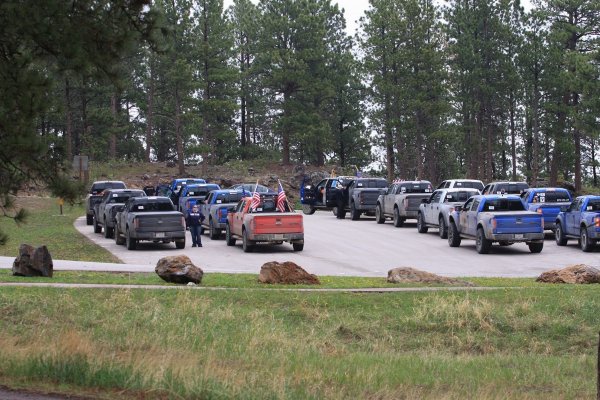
1 0 599 196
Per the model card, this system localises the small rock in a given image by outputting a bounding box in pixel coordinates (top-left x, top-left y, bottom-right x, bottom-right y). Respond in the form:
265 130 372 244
155 255 203 284
12 244 53 277
259 261 320 285
387 267 473 286
536 264 600 284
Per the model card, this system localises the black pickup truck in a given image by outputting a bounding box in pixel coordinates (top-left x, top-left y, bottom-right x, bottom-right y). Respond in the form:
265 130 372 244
301 176 388 220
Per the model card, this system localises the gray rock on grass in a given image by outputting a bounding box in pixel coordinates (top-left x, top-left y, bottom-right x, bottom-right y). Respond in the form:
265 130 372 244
12 244 53 277
387 267 473 286
156 255 203 284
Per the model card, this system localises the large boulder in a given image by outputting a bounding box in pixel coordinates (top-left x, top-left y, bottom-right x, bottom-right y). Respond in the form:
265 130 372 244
536 264 600 284
259 261 320 285
155 255 203 284
387 267 473 286
12 244 53 277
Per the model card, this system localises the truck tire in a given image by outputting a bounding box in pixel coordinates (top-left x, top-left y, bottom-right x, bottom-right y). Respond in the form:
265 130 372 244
475 227 492 254
448 221 461 247
528 242 543 253
175 239 185 249
104 223 113 239
225 224 236 246
580 227 595 252
417 213 428 233
375 205 385 224
115 224 125 245
350 202 360 220
242 229 253 253
555 222 568 246
393 208 404 227
302 204 316 215
209 219 220 240
293 243 304 251
86 214 93 225
126 228 137 250
438 216 448 239
93 215 102 234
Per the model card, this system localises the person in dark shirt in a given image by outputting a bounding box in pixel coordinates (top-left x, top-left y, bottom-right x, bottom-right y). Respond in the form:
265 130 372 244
186 205 205 247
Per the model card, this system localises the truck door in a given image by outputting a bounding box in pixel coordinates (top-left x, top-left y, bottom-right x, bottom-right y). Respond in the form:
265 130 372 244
315 179 327 206
565 199 581 235
383 183 397 214
426 190 443 224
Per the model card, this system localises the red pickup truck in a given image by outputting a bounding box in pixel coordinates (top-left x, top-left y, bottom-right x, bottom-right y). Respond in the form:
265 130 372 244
225 194 304 252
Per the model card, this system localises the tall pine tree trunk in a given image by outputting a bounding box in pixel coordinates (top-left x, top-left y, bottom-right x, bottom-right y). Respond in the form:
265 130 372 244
282 91 291 165
109 94 118 159
145 59 155 162
64 78 73 163
174 87 185 176
509 92 517 180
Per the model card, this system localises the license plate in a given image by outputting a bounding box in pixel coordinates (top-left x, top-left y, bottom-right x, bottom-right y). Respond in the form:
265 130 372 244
155 232 165 238
514 234 523 239
273 234 284 240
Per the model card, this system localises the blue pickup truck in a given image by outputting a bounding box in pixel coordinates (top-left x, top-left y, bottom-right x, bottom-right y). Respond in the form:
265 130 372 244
520 187 572 231
200 189 246 239
447 195 545 254
555 195 600 252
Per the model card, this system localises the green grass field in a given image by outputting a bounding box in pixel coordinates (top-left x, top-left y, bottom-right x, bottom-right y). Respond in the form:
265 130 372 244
1 196 599 399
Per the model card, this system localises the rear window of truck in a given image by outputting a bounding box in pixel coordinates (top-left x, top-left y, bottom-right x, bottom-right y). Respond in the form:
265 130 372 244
586 200 600 211
531 191 571 203
399 183 433 193
445 191 476 202
131 202 175 212
91 182 126 194
481 199 525 212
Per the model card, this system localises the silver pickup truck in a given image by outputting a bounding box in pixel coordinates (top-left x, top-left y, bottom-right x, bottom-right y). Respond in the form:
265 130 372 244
93 189 146 238
375 181 433 227
417 188 480 238
114 196 186 250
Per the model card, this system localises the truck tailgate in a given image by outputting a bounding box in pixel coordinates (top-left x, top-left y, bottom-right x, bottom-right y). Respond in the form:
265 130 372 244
251 213 304 234
405 194 431 211
492 212 543 234
135 213 184 232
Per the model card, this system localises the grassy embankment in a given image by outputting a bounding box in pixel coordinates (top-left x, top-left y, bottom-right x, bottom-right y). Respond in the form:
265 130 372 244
1 196 599 399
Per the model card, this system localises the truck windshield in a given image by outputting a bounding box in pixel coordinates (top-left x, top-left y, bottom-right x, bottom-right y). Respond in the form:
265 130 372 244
132 202 174 212
586 200 600 211
532 191 571 203
445 191 476 202
481 199 525 212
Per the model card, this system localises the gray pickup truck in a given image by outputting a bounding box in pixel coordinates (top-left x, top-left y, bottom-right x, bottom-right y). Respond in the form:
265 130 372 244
375 181 433 227
93 189 146 238
200 189 246 239
334 178 388 220
85 180 126 225
417 188 480 238
114 196 186 250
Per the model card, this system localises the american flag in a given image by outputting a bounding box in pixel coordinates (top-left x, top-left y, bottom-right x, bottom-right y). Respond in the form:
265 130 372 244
250 182 261 210
276 180 287 212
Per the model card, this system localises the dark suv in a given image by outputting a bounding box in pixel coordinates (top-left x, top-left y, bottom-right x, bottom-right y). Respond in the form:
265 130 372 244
85 180 126 225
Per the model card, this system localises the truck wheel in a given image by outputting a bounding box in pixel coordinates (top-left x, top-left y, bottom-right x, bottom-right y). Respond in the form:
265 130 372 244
209 219 220 240
293 243 304 252
375 205 385 224
86 214 93 225
302 204 316 215
448 221 461 247
175 239 185 249
528 242 543 253
104 224 113 239
115 224 125 245
350 202 360 220
417 213 428 233
580 228 595 252
242 229 253 253
475 227 492 254
126 228 137 250
225 224 236 246
93 215 102 234
555 222 568 246
393 208 404 227
438 216 448 239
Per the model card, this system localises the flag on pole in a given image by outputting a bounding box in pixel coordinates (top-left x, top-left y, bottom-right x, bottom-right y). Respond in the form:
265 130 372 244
250 180 261 211
276 180 287 212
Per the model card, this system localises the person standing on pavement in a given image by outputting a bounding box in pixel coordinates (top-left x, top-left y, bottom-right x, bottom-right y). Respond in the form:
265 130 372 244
186 204 205 247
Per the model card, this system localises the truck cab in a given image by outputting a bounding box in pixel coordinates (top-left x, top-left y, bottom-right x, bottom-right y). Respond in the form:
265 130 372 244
555 195 600 252
300 176 354 215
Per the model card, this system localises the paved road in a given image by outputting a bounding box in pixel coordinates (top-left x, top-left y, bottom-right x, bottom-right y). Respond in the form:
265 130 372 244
70 212 597 278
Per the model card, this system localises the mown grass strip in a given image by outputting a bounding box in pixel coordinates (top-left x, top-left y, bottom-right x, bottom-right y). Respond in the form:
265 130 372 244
0 286 598 399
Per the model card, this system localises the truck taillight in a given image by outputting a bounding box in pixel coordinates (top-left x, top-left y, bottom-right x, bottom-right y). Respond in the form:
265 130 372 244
595 217 600 228
181 216 185 226
134 218 139 229
536 208 542 214
491 218 497 230
403 199 408 208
